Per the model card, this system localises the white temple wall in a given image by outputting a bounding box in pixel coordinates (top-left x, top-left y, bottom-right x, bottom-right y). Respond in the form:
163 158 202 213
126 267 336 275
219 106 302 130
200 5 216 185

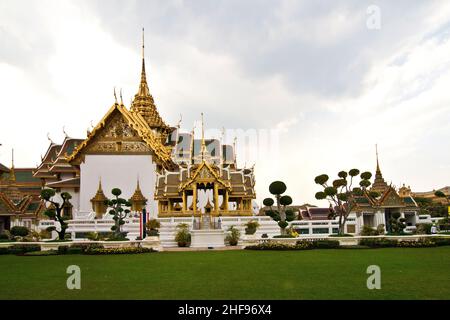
79 155 158 217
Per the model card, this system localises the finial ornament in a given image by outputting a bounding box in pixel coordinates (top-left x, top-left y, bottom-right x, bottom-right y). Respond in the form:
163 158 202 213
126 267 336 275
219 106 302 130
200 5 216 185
177 114 183 129
63 126 69 138
114 87 118 104
142 27 145 60
375 143 380 172
47 132 54 144
120 88 124 105
9 148 16 182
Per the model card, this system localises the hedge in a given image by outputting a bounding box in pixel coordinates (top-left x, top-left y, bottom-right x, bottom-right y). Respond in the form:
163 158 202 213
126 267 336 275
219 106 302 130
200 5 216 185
84 247 155 255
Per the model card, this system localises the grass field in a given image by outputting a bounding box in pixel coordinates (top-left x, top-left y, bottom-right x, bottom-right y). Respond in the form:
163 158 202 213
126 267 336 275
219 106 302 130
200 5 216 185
0 247 449 300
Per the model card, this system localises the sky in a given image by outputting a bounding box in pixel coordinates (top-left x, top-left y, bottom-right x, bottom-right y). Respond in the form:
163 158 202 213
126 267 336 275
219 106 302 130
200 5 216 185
0 0 449 206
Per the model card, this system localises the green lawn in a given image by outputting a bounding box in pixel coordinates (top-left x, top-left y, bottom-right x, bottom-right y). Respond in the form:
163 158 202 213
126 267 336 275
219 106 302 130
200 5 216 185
1 247 449 300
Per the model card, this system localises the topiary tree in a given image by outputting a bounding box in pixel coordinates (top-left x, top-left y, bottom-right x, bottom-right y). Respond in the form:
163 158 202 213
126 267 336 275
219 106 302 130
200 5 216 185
105 188 131 239
40 188 73 240
10 226 30 237
314 169 374 235
263 181 295 235
389 212 406 234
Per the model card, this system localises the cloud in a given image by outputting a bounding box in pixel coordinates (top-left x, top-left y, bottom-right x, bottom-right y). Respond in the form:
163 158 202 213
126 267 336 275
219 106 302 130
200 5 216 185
0 0 449 206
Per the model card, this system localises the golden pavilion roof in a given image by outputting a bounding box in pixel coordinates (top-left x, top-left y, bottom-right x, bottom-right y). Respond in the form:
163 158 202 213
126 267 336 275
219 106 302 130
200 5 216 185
90 180 108 203
130 180 148 202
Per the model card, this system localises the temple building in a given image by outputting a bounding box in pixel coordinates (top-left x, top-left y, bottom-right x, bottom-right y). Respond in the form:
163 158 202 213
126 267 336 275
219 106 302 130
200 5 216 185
339 147 420 234
0 151 44 233
31 32 255 223
404 186 450 205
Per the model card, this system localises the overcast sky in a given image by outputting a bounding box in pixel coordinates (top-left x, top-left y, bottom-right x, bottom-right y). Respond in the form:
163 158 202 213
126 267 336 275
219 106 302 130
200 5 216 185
1 0 449 205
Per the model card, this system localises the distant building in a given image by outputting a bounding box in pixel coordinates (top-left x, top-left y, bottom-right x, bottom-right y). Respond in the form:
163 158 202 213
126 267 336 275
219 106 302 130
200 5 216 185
0 151 45 233
409 186 450 205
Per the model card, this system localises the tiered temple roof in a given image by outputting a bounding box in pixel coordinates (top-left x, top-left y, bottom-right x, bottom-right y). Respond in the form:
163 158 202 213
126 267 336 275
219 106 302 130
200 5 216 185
0 152 44 220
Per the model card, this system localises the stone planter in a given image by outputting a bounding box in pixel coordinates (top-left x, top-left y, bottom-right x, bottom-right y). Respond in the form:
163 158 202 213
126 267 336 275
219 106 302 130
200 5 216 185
40 242 63 251
141 237 162 251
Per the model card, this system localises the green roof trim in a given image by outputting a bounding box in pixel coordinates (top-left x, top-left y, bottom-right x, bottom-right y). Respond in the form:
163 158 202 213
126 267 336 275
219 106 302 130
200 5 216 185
15 170 40 183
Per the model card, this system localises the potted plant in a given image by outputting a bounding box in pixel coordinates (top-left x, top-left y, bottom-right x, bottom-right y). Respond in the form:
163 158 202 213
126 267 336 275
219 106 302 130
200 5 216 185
175 223 191 247
146 219 161 238
244 220 260 235
225 226 241 246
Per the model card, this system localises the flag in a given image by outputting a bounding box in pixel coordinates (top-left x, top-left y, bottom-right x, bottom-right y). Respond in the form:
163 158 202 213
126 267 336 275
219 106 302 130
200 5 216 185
142 207 148 238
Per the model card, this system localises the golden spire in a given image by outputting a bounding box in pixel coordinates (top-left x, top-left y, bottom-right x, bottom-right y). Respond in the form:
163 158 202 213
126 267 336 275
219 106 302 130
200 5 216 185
376 144 380 173
372 144 388 194
200 112 209 161
119 88 124 105
92 178 107 200
138 27 150 97
130 28 168 131
114 87 118 104
9 148 16 182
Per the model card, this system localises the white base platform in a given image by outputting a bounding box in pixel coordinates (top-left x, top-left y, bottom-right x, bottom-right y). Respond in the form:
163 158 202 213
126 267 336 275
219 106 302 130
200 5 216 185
190 229 225 248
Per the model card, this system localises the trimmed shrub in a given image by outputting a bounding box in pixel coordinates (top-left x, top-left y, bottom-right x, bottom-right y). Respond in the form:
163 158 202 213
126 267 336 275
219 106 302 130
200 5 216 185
23 250 58 256
432 238 450 247
10 226 29 237
376 224 385 235
8 244 41 254
359 238 397 248
84 247 154 255
0 248 10 255
313 240 340 249
58 245 69 255
360 225 378 236
0 233 10 240
245 241 313 251
244 220 260 235
397 239 436 248
415 223 432 235
70 243 103 253
273 234 295 238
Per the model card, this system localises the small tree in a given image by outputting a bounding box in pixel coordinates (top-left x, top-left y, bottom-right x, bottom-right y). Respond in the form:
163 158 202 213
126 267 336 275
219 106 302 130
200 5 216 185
225 226 240 246
243 220 260 235
175 223 191 247
105 188 131 239
263 181 295 235
146 219 161 237
41 188 72 240
314 169 374 235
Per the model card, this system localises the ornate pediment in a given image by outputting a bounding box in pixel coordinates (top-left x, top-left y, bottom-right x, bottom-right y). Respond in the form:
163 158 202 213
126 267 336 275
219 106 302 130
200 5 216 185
179 161 231 191
379 188 404 207
84 112 152 155
67 104 177 170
